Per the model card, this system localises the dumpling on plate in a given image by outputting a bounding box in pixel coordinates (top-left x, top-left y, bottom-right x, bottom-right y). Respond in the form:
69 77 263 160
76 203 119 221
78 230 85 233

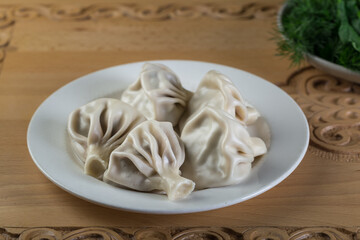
121 63 192 126
180 107 267 190
103 120 195 201
67 98 146 179
179 70 259 130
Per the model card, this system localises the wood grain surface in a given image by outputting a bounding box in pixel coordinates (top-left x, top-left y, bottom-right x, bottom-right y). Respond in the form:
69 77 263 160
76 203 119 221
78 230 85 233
0 0 359 232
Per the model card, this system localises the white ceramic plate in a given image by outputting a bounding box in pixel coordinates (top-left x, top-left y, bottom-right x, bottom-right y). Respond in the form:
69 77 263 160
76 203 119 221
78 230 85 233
27 60 309 214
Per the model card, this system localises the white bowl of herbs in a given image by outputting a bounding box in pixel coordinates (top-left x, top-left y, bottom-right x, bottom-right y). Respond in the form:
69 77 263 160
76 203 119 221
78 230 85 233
276 0 360 83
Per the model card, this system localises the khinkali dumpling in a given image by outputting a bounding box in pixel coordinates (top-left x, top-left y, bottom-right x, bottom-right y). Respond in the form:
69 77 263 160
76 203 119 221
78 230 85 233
67 98 146 178
180 107 267 189
121 63 191 126
179 70 259 130
104 120 195 200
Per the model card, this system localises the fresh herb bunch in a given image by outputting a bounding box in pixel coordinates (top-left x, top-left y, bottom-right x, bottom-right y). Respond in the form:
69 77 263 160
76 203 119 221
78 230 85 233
276 0 360 71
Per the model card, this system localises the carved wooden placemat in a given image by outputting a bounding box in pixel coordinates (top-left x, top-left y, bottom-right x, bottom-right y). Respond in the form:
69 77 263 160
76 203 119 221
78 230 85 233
281 66 360 162
2 226 360 240
0 0 359 230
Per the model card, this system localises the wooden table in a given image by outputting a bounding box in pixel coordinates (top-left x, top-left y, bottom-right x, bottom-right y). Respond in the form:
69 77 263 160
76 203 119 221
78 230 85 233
1 0 359 239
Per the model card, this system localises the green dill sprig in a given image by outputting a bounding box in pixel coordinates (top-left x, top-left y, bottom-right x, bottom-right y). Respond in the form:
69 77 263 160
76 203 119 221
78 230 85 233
275 0 360 72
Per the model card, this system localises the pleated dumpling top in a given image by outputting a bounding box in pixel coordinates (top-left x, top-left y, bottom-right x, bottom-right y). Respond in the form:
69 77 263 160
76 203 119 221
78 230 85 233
104 120 195 200
180 107 267 189
121 63 192 126
179 70 259 130
67 98 146 178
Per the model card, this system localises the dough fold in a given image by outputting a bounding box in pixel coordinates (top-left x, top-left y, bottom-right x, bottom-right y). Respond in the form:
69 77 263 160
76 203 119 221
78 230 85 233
180 107 267 189
67 98 146 178
121 63 192 126
104 120 195 200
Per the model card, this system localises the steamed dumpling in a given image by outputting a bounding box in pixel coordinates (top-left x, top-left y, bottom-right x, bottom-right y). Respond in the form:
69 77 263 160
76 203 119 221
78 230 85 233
121 63 192 126
180 107 267 189
104 120 195 200
179 70 259 130
67 98 146 178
